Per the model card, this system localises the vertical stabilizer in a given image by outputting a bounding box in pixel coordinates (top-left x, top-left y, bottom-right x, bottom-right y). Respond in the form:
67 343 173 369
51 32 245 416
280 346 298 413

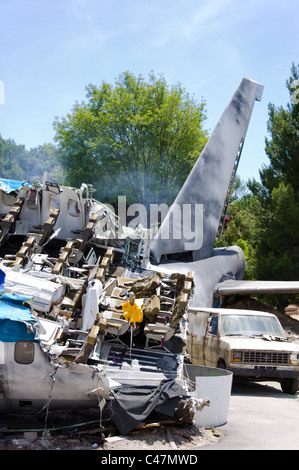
150 77 263 263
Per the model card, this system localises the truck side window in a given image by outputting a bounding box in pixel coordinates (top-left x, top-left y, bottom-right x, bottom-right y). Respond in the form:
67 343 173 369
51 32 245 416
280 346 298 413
209 316 218 335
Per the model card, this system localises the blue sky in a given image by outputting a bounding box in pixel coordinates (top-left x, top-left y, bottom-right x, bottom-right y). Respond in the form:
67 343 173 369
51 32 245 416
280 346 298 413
0 0 298 183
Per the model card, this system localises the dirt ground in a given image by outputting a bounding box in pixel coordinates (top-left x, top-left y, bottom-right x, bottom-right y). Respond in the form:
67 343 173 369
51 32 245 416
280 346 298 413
0 411 221 451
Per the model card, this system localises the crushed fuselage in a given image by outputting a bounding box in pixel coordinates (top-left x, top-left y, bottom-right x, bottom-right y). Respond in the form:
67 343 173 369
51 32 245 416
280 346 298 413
0 178 201 430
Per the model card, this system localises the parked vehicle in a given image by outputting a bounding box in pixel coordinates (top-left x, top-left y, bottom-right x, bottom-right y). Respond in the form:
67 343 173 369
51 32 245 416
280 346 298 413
186 307 299 394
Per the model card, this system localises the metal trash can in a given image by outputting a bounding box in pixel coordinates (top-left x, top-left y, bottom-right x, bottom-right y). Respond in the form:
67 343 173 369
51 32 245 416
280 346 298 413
184 364 233 428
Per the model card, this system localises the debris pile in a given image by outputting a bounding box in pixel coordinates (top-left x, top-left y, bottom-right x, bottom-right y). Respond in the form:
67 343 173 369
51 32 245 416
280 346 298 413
0 178 209 438
0 407 219 451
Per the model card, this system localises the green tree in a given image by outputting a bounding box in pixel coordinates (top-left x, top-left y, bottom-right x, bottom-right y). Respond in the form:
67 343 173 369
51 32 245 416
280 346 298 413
53 71 208 209
248 63 299 283
0 136 62 183
0 137 26 179
26 143 63 183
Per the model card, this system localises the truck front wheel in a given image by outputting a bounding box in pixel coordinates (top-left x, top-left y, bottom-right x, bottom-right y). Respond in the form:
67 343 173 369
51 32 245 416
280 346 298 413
280 378 299 395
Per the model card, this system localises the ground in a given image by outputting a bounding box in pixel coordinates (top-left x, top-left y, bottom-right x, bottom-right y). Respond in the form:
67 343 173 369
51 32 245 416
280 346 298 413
101 424 220 451
0 410 221 450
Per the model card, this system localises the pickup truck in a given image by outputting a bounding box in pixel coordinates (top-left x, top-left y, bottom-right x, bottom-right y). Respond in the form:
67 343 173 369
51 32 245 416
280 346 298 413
186 307 299 394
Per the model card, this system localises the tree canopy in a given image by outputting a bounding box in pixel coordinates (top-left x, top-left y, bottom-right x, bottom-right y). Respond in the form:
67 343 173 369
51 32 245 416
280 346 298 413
0 136 61 183
247 63 299 282
53 71 208 208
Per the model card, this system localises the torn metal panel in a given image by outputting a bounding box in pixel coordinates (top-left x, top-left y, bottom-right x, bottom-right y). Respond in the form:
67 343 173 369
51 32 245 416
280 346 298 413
1 268 65 313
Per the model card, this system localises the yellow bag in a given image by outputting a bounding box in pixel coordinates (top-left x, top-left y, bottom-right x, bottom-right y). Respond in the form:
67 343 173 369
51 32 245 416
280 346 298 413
122 299 143 324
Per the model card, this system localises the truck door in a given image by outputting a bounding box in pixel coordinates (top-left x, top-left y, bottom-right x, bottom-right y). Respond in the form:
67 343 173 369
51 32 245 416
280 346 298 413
204 314 220 367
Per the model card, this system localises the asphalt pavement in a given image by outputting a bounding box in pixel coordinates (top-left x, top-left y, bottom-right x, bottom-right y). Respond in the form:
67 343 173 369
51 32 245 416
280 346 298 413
201 379 299 450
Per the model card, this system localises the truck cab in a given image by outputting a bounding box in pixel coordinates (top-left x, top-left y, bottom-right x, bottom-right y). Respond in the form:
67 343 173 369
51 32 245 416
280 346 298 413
186 307 299 394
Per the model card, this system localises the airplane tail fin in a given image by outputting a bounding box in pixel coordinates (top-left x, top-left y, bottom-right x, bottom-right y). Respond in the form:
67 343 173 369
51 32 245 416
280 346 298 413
150 77 263 263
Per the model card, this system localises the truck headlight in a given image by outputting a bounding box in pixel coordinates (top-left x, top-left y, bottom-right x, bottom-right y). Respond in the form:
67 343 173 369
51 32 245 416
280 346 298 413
290 352 299 365
232 351 243 362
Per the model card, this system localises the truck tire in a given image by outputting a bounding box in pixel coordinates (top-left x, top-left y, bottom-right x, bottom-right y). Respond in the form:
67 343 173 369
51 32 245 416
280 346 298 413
280 378 299 395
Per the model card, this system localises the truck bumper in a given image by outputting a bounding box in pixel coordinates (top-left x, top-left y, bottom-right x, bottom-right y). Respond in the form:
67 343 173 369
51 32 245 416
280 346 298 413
228 366 299 380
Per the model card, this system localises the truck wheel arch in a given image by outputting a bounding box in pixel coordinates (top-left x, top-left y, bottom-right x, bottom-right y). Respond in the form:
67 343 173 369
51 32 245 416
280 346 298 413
217 358 227 369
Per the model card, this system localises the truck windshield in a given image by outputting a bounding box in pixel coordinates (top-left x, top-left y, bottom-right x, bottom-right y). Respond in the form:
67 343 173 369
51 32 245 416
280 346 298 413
221 314 285 338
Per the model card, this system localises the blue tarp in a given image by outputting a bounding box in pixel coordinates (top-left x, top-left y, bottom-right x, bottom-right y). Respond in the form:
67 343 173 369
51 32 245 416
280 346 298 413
0 178 32 194
0 293 35 322
0 293 37 342
0 319 36 342
0 228 37 342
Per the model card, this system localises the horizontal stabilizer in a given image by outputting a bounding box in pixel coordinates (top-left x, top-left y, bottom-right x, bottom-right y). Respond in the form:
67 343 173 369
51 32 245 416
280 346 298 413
214 280 299 297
